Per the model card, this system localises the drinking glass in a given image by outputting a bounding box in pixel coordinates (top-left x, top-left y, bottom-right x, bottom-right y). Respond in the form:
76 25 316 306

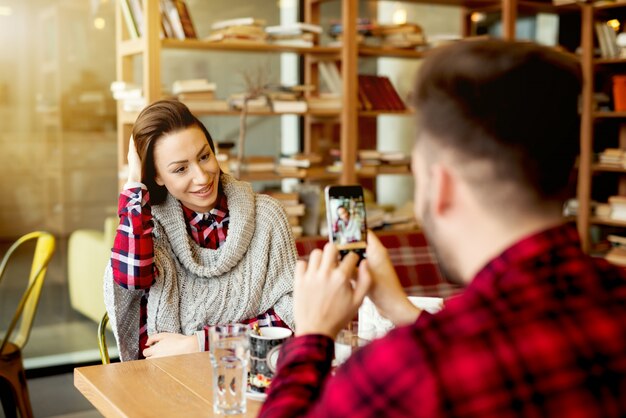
209 324 249 415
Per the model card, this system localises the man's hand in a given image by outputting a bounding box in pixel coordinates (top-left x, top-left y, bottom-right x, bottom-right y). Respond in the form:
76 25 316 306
127 135 142 184
363 231 421 326
143 333 198 358
294 244 371 339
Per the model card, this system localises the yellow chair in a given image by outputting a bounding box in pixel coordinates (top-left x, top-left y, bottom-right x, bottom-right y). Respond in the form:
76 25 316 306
0 231 55 418
98 312 110 365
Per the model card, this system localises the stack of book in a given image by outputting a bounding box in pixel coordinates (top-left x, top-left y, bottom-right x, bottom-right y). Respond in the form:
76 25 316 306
265 23 323 47
161 0 197 39
173 79 229 112
595 21 619 59
370 23 426 49
263 191 306 238
277 153 324 177
228 156 276 175
605 235 626 267
228 87 309 113
357 75 406 111
608 195 626 221
357 150 411 175
110 81 145 112
205 17 267 44
327 17 374 47
598 148 626 167
307 93 342 112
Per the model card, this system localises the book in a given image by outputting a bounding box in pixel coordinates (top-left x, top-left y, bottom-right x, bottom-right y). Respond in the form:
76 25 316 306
265 22 323 35
318 62 342 95
211 17 266 30
161 0 186 40
174 0 197 39
283 203 306 217
279 153 323 168
172 79 216 95
181 100 229 113
127 0 144 37
120 0 139 39
271 100 307 113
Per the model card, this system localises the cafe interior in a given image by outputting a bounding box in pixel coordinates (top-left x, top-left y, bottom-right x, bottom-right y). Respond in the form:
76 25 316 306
0 0 602 417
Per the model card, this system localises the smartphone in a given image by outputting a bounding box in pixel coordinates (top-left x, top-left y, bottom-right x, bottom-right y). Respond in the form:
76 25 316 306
325 185 367 262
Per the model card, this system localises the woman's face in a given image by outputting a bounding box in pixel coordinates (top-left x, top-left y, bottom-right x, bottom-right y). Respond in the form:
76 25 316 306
153 126 220 212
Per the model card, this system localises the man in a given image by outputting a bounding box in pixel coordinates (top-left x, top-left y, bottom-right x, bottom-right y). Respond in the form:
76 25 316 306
259 40 626 417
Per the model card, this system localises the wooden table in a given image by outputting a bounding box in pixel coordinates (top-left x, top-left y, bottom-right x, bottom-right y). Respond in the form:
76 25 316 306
74 351 262 417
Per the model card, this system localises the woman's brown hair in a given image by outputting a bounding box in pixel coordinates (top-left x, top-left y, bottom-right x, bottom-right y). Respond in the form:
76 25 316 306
132 99 216 205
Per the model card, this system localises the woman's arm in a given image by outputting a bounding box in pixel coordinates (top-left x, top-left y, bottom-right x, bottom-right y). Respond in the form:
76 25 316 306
110 184 156 290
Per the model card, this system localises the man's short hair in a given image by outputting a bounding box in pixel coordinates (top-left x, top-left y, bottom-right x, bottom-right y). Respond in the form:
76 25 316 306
413 40 581 207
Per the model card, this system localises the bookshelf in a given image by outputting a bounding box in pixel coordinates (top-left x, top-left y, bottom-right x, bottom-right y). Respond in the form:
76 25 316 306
578 2 626 253
114 0 572 236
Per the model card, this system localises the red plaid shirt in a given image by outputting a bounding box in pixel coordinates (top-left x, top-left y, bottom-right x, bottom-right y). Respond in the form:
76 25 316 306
111 183 288 358
261 223 626 417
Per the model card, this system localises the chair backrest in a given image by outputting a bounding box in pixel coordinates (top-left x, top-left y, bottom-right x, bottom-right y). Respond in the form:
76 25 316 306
0 231 55 354
98 312 110 364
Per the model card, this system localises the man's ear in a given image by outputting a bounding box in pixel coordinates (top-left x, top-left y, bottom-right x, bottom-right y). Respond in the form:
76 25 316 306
430 163 453 216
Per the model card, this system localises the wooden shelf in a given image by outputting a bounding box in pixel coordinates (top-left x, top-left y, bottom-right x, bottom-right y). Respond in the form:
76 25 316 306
590 217 626 228
594 57 626 65
593 1 626 11
162 38 341 55
592 163 626 173
593 111 626 118
359 46 427 59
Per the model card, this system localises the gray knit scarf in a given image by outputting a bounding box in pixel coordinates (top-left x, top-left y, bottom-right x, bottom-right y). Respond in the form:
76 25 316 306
104 173 296 361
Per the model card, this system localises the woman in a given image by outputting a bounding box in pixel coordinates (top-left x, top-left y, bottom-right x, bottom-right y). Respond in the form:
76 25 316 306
104 99 296 361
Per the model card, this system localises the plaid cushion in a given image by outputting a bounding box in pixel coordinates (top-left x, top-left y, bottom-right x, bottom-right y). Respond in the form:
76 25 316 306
295 231 464 299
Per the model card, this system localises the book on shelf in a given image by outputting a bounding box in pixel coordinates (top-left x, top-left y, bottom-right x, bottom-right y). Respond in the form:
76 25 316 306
283 203 306 217
608 195 626 220
126 0 144 37
598 148 626 167
265 22 323 35
173 0 197 39
181 99 229 113
358 75 406 111
172 79 216 95
279 153 323 168
318 62 342 95
271 100 307 113
211 17 266 31
160 0 195 40
120 0 139 39
177 91 216 101
307 94 342 111
229 156 276 173
264 191 300 205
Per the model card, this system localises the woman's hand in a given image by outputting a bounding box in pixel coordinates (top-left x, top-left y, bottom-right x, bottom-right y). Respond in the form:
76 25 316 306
143 332 199 358
127 135 142 184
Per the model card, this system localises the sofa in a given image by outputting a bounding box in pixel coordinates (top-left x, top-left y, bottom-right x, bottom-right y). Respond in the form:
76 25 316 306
67 216 117 323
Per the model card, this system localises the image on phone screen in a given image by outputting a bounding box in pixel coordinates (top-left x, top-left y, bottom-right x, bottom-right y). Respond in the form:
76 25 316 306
327 190 367 258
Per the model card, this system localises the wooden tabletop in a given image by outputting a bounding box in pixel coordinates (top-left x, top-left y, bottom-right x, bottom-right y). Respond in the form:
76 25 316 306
74 351 262 417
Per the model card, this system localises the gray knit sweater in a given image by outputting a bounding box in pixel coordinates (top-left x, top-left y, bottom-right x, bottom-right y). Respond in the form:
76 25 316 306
104 173 296 361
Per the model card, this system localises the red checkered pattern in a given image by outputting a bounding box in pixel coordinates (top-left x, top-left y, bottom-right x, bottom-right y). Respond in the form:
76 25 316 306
261 223 626 417
295 231 463 298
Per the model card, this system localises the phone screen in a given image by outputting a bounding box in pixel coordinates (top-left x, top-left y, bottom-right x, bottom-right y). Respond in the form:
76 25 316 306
326 186 367 260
